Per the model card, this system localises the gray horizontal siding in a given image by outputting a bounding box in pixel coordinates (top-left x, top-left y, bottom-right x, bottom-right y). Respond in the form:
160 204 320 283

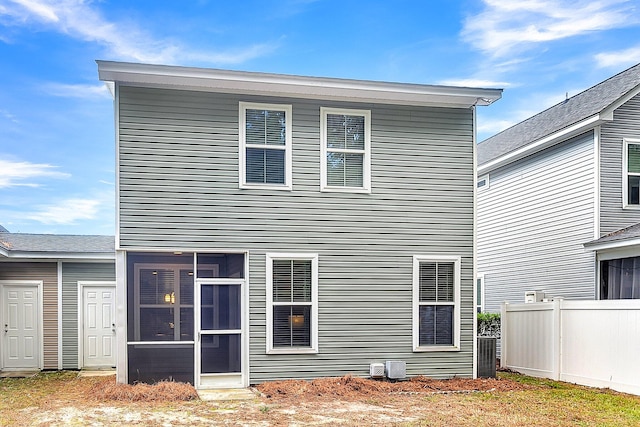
61 262 115 369
478 132 596 312
600 93 640 234
117 86 475 381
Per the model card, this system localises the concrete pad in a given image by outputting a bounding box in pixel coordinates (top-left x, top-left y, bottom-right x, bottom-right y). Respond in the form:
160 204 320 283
0 371 39 378
198 388 258 401
77 369 116 377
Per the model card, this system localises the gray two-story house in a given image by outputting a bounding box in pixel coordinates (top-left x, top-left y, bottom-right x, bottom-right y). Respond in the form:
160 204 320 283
98 61 501 388
477 63 640 313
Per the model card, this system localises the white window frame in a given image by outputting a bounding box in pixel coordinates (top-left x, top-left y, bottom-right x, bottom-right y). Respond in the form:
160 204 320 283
623 138 640 209
320 107 371 193
476 274 485 313
266 253 319 354
412 255 461 352
477 174 490 190
239 102 293 190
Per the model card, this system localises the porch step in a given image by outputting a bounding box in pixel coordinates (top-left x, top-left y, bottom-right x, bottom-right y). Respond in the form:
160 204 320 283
0 371 39 378
78 369 116 377
198 388 258 401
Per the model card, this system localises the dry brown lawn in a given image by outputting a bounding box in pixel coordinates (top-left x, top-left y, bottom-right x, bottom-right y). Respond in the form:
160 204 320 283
1 371 639 426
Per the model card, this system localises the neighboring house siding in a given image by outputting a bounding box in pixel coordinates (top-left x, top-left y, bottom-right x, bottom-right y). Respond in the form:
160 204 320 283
118 86 476 380
61 262 116 369
600 94 640 234
0 262 58 369
478 132 596 311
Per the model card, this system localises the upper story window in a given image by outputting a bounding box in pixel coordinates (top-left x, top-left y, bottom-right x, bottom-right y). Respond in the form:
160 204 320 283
624 139 640 208
320 107 371 193
239 102 292 190
413 255 460 352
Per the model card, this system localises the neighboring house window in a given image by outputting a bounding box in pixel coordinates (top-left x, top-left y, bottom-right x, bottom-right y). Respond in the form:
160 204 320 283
413 255 460 351
476 274 485 313
239 102 292 190
320 107 371 193
623 139 640 207
600 257 640 299
266 253 318 353
477 175 489 190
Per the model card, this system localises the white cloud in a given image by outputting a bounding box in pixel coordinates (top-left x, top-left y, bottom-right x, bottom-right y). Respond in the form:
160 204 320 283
1 0 274 65
463 0 638 57
595 45 640 68
0 109 19 123
477 118 517 137
26 198 100 224
0 159 70 188
438 78 513 88
42 83 112 99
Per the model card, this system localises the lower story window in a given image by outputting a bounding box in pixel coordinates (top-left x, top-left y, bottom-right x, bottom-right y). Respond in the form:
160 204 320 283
266 253 318 353
413 255 460 351
600 256 640 299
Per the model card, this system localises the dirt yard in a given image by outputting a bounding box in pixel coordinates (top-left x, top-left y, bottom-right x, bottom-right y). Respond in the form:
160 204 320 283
2 371 639 426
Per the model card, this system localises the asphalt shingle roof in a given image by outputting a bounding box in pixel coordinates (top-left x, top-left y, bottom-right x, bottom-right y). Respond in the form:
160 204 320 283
478 63 640 167
0 232 114 254
585 222 640 247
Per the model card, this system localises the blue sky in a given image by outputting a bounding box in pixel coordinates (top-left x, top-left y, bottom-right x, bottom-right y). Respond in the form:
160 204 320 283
1 0 640 235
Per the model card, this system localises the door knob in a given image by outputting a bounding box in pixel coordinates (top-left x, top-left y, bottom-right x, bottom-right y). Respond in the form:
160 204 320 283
4 324 7 333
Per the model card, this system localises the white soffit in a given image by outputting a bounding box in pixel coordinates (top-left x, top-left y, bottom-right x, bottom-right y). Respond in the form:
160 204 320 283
97 61 502 109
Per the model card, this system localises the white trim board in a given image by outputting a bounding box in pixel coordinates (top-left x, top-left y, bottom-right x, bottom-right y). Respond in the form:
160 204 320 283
97 61 502 109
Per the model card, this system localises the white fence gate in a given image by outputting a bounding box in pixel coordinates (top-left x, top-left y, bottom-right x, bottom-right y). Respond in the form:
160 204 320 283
501 299 640 395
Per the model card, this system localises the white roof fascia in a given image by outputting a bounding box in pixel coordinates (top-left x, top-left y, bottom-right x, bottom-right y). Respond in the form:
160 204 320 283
1 251 115 260
583 237 640 252
478 114 606 175
97 61 502 109
0 247 8 257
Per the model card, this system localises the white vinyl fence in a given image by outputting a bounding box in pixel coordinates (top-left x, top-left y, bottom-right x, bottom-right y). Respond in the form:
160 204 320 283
501 299 640 395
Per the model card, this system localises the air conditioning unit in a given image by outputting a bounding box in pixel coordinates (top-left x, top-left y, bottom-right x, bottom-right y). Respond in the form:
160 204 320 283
385 360 406 380
369 363 385 379
524 291 545 303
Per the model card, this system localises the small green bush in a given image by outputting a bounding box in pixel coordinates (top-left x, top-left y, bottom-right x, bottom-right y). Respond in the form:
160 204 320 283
477 312 500 337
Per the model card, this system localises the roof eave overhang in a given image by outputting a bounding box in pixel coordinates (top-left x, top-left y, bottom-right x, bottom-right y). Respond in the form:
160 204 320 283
478 114 607 175
584 237 640 252
97 60 502 109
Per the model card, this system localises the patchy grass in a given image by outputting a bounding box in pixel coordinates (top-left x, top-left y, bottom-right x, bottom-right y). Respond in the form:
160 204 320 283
1 371 640 426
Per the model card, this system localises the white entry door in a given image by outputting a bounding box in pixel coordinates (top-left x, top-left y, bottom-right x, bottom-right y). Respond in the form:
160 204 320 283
2 284 40 370
82 285 116 368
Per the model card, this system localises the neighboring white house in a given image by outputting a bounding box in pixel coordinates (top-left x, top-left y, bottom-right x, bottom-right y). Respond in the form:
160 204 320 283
98 61 502 388
477 63 640 312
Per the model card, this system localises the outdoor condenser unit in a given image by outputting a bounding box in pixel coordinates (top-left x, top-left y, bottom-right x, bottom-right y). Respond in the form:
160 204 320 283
385 360 406 380
369 363 385 379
